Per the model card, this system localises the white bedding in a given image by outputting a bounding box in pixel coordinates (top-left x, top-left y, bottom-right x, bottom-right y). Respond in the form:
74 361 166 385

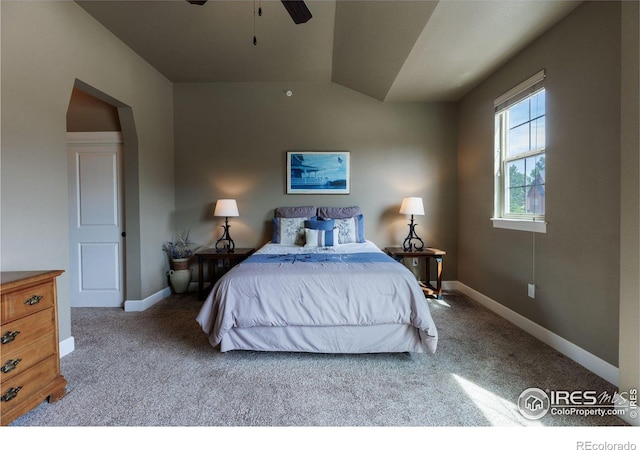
196 241 438 353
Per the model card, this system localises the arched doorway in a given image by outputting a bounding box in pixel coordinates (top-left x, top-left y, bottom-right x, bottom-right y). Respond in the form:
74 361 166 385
66 80 141 307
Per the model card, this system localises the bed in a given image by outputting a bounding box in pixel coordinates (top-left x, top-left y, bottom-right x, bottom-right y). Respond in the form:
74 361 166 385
196 206 438 354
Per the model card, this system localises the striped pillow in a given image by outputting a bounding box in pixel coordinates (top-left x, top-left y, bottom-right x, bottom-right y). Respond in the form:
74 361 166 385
304 228 339 248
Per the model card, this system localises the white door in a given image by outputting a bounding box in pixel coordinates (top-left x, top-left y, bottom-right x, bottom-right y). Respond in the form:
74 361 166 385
68 132 124 307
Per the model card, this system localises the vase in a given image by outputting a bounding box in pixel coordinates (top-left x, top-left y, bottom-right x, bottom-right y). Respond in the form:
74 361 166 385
170 258 190 271
169 268 191 294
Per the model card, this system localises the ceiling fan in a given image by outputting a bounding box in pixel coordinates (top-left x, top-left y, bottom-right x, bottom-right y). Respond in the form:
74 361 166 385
186 0 312 24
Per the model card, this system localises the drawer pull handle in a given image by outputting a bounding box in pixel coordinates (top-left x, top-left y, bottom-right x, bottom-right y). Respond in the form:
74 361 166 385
1 359 21 374
1 331 20 344
1 387 22 402
24 295 43 306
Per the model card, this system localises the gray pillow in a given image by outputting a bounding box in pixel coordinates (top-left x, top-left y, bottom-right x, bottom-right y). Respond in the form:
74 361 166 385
274 206 317 218
317 206 362 219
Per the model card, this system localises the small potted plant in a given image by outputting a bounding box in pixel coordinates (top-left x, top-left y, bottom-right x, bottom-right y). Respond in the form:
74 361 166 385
162 230 194 269
162 230 194 294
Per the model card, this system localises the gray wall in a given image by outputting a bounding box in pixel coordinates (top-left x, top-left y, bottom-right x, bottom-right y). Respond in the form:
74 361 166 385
457 1 621 365
1 2 175 341
174 81 458 280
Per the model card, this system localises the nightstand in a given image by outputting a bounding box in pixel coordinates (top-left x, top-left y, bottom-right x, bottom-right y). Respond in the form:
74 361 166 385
196 248 255 300
385 247 446 299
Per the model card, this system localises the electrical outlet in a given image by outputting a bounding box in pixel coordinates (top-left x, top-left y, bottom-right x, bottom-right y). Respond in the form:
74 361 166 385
412 258 419 267
528 284 536 299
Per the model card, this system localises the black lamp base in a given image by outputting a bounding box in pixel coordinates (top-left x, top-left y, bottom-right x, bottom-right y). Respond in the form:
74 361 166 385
215 217 235 252
402 215 424 252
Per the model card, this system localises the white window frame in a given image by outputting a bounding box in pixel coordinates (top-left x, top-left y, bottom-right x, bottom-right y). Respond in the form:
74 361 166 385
492 70 547 234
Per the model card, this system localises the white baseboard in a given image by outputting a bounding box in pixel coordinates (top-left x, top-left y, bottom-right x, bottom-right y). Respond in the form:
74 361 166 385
451 281 619 386
441 280 457 291
59 336 75 358
124 286 172 312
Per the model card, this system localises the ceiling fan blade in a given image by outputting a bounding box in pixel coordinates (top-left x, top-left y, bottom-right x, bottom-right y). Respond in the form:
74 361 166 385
186 0 311 25
281 1 312 24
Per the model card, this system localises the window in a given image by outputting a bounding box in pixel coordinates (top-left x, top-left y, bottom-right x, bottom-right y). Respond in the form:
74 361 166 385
493 70 547 233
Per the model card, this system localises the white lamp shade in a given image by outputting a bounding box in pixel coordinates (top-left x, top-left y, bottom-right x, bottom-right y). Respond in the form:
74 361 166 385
214 199 239 217
399 197 424 215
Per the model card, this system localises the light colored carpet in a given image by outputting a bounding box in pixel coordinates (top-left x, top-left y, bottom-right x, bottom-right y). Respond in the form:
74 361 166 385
8 291 627 427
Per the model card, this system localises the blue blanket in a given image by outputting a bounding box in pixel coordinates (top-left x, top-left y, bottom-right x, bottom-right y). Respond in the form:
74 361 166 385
243 252 395 264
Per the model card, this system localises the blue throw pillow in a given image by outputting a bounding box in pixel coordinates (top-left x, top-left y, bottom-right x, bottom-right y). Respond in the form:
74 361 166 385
304 218 335 231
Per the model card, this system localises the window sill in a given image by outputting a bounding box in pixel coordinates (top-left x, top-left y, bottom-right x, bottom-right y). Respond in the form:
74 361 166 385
491 218 547 233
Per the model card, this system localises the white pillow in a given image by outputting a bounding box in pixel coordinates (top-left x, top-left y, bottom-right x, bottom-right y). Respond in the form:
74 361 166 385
334 217 357 244
273 217 307 245
331 214 365 243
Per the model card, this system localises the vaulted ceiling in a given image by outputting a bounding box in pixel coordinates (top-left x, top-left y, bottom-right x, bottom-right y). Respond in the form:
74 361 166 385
76 0 581 102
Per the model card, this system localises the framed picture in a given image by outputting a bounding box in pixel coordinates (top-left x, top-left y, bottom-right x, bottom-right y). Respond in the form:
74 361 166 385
286 151 350 194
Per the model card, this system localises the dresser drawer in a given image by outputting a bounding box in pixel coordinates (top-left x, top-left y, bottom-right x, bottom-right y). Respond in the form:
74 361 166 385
0 332 56 385
0 356 59 418
1 307 55 351
1 281 54 323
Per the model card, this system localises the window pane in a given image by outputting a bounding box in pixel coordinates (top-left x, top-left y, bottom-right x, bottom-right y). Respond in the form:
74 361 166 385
531 117 545 150
526 183 545 215
524 156 536 185
506 160 525 188
533 155 545 185
531 90 545 119
508 187 526 214
524 156 545 185
509 99 530 128
508 123 530 156
528 154 545 214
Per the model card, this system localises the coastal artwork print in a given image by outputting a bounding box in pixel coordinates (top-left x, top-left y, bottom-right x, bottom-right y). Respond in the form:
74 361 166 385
286 151 350 194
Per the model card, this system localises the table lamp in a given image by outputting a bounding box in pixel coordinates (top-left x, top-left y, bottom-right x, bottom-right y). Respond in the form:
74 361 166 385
214 199 239 252
400 197 425 252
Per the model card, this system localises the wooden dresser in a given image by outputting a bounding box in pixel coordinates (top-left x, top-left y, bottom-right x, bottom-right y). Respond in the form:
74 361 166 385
1 270 67 425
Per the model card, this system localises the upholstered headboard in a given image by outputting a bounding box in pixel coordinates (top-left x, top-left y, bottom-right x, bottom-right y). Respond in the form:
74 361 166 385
272 206 365 245
273 206 362 218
